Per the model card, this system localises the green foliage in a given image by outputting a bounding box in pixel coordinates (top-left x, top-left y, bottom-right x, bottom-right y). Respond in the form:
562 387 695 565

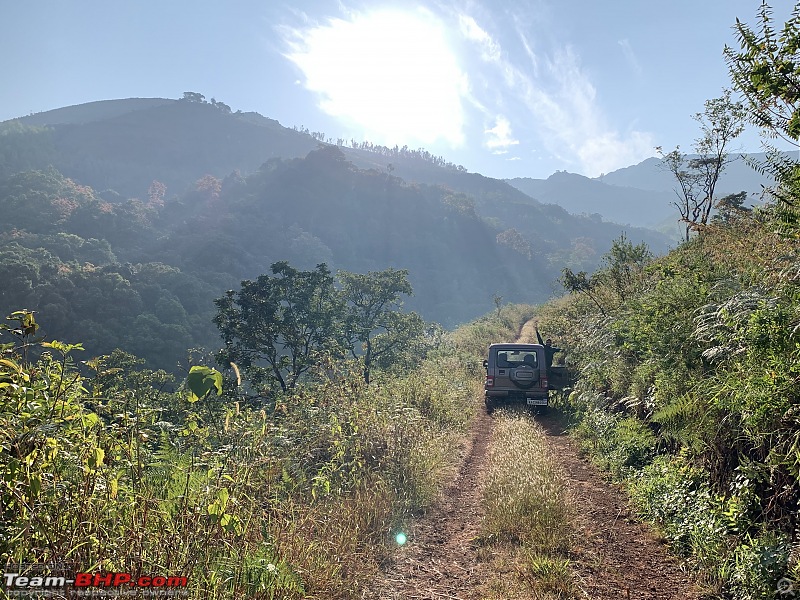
546 198 800 594
573 406 657 478
214 262 345 393
629 456 730 575
630 456 792 598
215 263 436 396
0 304 494 599
186 365 223 402
339 267 424 383
599 232 653 301
730 531 792 600
726 2 800 236
560 234 652 317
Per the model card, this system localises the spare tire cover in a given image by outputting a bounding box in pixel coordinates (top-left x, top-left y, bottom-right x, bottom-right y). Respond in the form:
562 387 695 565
510 365 536 389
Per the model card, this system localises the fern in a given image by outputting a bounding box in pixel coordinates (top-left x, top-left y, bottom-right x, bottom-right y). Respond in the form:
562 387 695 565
652 394 710 450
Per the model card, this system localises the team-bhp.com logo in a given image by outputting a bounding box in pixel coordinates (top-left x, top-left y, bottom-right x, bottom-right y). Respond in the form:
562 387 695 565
3 566 188 597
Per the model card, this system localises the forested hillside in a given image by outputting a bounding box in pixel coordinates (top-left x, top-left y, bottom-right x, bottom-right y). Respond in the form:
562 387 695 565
0 98 669 370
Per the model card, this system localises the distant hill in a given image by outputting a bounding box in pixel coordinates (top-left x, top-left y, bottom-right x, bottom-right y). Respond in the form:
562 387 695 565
1 99 319 197
0 96 676 371
0 97 671 261
598 153 779 195
505 153 787 238
15 98 177 126
506 172 675 228
0 149 568 369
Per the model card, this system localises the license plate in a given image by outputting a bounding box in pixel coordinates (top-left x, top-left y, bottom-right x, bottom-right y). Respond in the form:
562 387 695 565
527 398 548 406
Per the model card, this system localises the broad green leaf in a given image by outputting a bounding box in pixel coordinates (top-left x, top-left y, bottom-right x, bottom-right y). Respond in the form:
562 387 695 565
186 365 223 402
87 447 105 469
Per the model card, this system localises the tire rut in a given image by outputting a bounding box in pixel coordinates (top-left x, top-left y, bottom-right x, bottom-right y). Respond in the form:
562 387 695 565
537 413 702 599
364 318 702 598
363 409 493 600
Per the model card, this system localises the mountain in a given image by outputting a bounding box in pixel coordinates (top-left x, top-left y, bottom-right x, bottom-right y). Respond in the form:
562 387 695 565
0 149 557 368
1 97 671 261
14 98 177 126
1 99 319 198
598 153 781 195
505 151 787 240
506 172 675 228
0 97 675 368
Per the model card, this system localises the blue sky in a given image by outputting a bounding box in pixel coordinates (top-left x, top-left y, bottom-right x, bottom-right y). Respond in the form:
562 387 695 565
2 1 793 179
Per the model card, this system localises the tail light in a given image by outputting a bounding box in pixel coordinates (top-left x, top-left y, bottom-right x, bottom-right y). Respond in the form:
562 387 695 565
485 376 494 387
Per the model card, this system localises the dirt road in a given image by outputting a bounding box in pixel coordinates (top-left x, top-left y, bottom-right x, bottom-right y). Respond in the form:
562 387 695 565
363 409 494 600
538 413 701 599
364 322 701 599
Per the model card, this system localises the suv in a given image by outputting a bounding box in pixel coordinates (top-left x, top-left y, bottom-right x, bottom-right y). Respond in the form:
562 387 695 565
483 343 568 412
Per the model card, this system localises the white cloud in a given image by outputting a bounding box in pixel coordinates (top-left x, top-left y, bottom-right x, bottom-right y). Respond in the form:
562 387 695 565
577 130 654 176
618 38 643 78
535 47 654 175
283 9 467 147
502 31 655 176
452 9 655 175
458 14 502 62
485 115 519 151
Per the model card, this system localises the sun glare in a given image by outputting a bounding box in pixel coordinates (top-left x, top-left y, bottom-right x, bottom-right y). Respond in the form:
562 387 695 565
286 9 466 147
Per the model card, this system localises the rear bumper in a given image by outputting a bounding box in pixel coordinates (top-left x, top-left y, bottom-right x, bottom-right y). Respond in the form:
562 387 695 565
485 389 548 400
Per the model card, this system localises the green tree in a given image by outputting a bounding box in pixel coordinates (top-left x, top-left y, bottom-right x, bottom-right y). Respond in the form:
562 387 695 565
338 268 424 383
658 90 746 241
213 262 345 394
600 233 652 302
559 268 606 316
725 2 800 232
560 235 651 313
181 91 206 103
711 191 750 224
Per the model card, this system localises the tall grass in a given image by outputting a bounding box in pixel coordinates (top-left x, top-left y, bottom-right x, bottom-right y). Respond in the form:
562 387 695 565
481 408 577 598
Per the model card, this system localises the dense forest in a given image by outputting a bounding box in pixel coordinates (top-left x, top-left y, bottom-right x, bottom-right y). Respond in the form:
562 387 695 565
0 148 541 369
0 108 666 371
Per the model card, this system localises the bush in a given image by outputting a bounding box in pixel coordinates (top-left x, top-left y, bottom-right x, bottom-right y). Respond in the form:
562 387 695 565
730 531 791 600
572 405 657 479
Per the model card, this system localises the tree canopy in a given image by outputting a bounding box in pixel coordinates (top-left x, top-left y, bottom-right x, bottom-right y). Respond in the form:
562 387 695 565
214 262 345 393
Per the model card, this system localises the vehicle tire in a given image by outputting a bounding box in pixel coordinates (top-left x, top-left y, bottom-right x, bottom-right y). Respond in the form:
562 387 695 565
485 396 494 414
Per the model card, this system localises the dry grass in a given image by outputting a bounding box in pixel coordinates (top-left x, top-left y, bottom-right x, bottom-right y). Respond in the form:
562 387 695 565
480 408 579 599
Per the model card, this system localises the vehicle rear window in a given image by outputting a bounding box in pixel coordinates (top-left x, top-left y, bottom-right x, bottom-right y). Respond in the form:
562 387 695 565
497 350 537 367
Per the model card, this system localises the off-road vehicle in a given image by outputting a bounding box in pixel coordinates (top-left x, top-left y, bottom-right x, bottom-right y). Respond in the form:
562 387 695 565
483 343 568 412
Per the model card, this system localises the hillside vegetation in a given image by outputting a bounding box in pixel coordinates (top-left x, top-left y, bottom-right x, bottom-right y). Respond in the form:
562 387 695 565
527 8 800 596
0 131 666 370
540 213 799 596
1 275 536 598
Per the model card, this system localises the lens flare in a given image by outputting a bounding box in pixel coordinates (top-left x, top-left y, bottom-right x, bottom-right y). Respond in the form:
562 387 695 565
395 532 407 545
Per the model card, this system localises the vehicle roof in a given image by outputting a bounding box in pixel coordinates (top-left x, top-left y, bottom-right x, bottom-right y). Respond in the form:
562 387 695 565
488 343 543 349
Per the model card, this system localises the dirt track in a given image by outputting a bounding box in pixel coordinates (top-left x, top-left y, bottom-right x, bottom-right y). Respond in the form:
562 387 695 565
538 413 701 599
364 322 701 599
363 409 493 600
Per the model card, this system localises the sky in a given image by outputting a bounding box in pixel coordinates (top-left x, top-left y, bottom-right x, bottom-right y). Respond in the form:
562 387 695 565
2 1 795 180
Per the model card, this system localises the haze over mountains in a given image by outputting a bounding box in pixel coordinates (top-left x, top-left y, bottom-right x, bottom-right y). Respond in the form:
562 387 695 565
0 95 772 368
506 153 778 233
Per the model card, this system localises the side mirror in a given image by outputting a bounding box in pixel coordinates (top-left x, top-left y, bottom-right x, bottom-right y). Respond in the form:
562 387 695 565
483 359 488 368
